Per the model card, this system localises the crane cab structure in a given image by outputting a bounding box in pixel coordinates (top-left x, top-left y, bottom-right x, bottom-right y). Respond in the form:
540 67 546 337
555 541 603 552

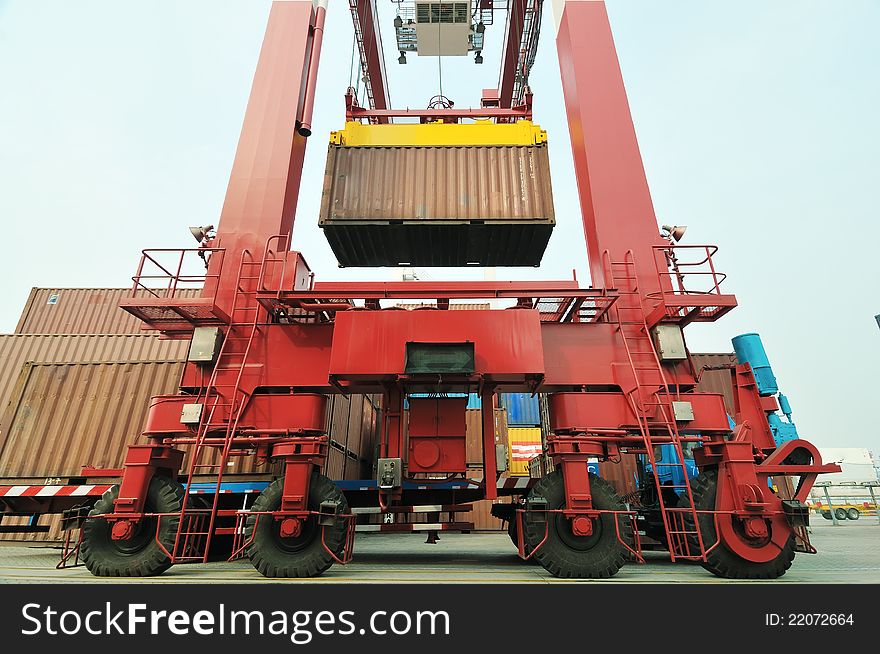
49 0 840 580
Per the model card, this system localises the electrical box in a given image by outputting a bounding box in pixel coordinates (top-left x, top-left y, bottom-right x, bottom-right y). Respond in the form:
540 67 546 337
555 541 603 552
180 403 204 425
377 458 403 489
188 327 224 364
671 401 694 422
650 324 687 361
495 444 509 472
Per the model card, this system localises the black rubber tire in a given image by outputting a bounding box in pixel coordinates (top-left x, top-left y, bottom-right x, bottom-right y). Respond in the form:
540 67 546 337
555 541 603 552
245 473 349 578
834 508 848 521
681 470 795 579
846 508 860 521
820 510 832 520
523 470 632 579
80 477 184 577
507 518 519 547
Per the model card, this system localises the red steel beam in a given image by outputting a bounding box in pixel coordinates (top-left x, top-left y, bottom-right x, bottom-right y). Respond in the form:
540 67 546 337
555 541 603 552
351 0 391 121
311 280 583 296
498 0 527 107
211 0 318 313
347 106 532 120
554 0 669 296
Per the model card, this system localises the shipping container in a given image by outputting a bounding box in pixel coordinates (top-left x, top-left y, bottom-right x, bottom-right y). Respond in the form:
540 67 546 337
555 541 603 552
691 353 737 414
507 427 542 476
319 144 555 267
14 287 202 335
500 392 541 426
468 498 507 531
0 361 185 482
0 333 187 418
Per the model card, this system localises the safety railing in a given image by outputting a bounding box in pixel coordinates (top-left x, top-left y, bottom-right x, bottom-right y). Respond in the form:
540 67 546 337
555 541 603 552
128 247 224 299
652 244 727 297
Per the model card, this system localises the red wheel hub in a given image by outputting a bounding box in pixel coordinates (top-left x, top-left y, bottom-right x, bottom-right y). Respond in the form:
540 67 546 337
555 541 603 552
110 520 134 541
279 517 303 538
743 516 769 539
571 515 593 537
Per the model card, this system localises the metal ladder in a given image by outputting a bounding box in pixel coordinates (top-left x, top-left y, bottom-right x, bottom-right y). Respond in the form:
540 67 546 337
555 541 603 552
170 249 264 563
605 250 708 562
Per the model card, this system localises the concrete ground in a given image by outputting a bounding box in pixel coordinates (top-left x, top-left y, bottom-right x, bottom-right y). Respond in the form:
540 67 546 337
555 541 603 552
0 520 877 584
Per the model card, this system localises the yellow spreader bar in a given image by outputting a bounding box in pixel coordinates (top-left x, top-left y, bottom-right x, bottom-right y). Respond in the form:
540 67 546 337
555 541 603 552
330 120 548 147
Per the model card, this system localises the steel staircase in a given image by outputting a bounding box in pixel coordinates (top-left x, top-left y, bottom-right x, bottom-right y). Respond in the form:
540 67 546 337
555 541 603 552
605 250 708 562
169 249 264 563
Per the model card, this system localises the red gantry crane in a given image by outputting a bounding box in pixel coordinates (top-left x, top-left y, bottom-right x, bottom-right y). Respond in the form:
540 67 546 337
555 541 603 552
38 0 838 578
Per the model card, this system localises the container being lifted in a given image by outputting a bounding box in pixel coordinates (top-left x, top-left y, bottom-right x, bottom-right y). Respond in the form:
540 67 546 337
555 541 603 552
319 120 555 267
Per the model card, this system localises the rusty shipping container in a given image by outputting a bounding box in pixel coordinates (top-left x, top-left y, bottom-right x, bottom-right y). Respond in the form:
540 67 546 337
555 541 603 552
0 361 185 483
692 352 738 415
319 145 555 267
0 334 187 418
14 287 202 335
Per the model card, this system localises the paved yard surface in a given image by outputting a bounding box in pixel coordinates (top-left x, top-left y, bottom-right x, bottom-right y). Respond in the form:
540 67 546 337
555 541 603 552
0 520 877 583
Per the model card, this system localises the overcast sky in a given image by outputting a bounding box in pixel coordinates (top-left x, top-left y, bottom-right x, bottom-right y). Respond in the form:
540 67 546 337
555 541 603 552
0 0 877 454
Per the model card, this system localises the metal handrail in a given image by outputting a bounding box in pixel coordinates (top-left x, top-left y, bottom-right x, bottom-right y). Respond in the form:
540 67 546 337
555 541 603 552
651 244 727 297
129 247 225 299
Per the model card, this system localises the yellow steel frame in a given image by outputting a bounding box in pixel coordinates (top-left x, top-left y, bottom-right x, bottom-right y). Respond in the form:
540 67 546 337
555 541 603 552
330 120 548 147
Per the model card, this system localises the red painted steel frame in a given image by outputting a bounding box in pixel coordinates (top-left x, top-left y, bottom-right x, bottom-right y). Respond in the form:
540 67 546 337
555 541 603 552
349 0 391 119
93 0 839 576
208 0 316 319
554 0 670 298
498 0 527 107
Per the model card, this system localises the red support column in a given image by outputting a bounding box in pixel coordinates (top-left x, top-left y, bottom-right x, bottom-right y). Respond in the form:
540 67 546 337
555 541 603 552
553 0 669 296
210 0 320 314
480 389 498 500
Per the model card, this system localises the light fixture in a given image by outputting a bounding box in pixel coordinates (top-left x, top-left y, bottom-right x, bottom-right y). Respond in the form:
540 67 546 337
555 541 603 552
474 51 483 64
398 51 407 65
661 224 687 242
189 225 215 244
394 15 403 28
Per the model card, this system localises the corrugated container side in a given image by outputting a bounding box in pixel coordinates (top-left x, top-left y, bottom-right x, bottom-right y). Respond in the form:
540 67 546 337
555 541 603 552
507 427 542 476
463 408 507 466
469 498 506 531
319 145 555 267
500 393 541 426
321 145 555 222
0 362 184 481
691 353 737 415
14 287 202 335
597 454 640 498
0 334 187 418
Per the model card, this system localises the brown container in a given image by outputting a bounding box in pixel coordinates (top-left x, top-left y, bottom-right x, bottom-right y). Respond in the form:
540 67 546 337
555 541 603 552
469 498 507 531
0 334 187 418
598 453 640 498
14 287 201 335
0 361 184 482
691 352 738 415
319 145 555 267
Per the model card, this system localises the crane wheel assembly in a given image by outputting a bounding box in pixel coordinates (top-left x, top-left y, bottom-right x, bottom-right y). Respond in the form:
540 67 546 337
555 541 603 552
80 477 183 577
244 474 350 579
681 470 796 579
522 471 632 579
32 0 840 581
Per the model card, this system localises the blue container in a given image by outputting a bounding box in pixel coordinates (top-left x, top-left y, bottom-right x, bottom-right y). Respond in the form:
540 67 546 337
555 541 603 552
732 333 778 396
500 393 541 426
